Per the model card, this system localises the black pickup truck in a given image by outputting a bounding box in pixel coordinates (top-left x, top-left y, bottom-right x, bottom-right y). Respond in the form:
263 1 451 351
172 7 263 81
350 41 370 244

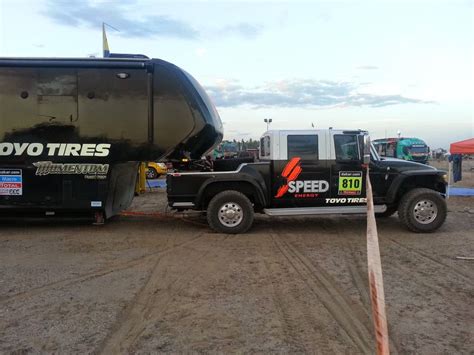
167 129 448 234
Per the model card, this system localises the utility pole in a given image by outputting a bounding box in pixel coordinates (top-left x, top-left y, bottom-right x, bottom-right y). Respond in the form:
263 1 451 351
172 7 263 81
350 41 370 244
264 118 272 131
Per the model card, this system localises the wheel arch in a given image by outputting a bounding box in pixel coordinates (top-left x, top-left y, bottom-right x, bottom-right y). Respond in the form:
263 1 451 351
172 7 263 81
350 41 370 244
196 179 267 210
386 173 446 204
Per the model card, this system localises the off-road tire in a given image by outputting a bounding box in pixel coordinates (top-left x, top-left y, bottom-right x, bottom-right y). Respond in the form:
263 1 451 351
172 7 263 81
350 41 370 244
375 205 397 218
207 190 254 234
146 167 158 179
398 188 447 233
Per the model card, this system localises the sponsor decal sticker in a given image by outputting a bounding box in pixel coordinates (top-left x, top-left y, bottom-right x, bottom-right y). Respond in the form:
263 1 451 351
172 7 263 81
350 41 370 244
326 197 367 204
33 161 109 178
338 171 363 195
0 143 110 157
0 169 22 196
275 157 329 198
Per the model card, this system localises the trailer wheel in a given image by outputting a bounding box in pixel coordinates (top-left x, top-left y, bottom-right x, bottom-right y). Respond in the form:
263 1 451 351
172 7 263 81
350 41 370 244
398 188 447 233
207 190 254 234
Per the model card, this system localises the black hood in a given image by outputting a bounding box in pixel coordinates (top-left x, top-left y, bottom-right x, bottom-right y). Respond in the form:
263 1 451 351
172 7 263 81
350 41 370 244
376 157 443 174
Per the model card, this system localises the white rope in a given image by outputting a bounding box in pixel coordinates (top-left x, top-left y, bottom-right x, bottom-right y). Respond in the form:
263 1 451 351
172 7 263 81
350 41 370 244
366 167 390 355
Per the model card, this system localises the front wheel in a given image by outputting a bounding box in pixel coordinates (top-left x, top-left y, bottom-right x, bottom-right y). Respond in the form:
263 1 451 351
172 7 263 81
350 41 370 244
207 190 254 234
398 188 447 233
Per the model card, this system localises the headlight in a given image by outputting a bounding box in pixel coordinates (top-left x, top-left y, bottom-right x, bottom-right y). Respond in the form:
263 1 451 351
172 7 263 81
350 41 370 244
441 174 448 183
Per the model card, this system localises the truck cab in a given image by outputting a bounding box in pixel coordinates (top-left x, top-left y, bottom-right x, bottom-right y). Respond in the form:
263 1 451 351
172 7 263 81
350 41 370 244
260 129 369 210
167 129 448 234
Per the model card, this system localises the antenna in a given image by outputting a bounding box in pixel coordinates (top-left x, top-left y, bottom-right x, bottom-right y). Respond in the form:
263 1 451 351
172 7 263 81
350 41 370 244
103 22 120 32
102 22 119 58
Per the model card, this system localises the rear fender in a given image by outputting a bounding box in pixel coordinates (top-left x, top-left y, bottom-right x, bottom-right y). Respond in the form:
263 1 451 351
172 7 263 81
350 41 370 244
196 177 267 209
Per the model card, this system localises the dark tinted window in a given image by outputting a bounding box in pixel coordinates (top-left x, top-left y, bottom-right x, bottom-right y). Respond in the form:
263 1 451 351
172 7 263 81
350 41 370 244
260 136 270 157
334 135 360 161
410 146 429 153
288 135 318 160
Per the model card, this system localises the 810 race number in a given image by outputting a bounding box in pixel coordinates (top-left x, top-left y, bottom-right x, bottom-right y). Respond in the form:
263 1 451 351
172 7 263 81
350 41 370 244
338 171 363 195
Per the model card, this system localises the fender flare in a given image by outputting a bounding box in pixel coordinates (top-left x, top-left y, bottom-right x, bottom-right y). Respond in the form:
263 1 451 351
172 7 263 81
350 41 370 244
195 177 268 208
386 175 408 204
386 171 446 204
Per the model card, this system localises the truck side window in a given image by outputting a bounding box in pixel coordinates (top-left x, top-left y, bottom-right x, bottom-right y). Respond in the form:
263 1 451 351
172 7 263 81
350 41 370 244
334 135 360 161
260 136 270 157
287 135 318 160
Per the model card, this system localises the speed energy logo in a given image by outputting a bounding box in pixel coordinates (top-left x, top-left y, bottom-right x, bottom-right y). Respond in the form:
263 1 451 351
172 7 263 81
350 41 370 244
275 157 329 198
275 157 302 198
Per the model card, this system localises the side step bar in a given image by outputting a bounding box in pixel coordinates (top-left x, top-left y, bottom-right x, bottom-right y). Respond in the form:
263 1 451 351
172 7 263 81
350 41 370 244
171 202 195 208
263 205 387 216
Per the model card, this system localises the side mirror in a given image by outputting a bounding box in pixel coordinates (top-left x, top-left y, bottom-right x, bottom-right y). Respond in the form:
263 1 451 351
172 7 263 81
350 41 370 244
363 134 371 164
363 154 370 165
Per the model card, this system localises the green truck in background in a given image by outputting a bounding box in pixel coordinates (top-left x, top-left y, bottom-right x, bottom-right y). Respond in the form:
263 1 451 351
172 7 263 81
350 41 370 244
373 137 430 164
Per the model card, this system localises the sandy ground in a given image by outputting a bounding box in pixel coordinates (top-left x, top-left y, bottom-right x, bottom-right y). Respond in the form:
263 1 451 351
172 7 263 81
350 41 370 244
0 184 473 353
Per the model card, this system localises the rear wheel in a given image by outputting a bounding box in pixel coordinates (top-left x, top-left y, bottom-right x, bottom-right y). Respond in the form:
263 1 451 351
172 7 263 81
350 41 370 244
398 188 447 233
207 190 254 234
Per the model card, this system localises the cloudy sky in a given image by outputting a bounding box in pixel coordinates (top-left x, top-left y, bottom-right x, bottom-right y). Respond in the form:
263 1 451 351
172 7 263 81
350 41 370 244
1 0 472 148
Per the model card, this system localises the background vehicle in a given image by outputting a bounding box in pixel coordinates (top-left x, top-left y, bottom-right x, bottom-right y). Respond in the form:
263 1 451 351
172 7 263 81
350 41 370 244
0 56 222 220
373 137 430 163
220 141 239 158
146 162 167 179
168 129 447 234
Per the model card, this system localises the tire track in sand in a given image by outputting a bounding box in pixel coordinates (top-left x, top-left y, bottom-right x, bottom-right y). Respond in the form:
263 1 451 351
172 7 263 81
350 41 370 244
98 234 231 354
0 233 205 306
271 233 374 354
260 238 334 353
384 237 473 284
333 221 401 355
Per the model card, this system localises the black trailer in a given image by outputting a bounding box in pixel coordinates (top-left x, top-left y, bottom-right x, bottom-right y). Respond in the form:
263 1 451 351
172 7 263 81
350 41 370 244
0 57 223 219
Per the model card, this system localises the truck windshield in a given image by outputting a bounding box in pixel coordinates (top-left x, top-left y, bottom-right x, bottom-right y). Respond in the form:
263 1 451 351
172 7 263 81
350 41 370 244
410 146 429 154
370 143 380 160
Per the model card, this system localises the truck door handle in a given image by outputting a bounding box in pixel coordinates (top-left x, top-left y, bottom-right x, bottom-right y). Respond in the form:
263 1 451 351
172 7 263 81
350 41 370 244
385 167 390 180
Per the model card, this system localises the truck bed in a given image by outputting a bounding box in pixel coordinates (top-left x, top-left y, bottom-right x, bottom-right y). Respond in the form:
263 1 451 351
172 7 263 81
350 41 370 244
167 162 271 209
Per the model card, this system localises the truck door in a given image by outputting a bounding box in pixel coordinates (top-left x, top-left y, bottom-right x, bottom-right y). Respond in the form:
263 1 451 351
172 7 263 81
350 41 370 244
328 133 367 206
272 132 330 208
